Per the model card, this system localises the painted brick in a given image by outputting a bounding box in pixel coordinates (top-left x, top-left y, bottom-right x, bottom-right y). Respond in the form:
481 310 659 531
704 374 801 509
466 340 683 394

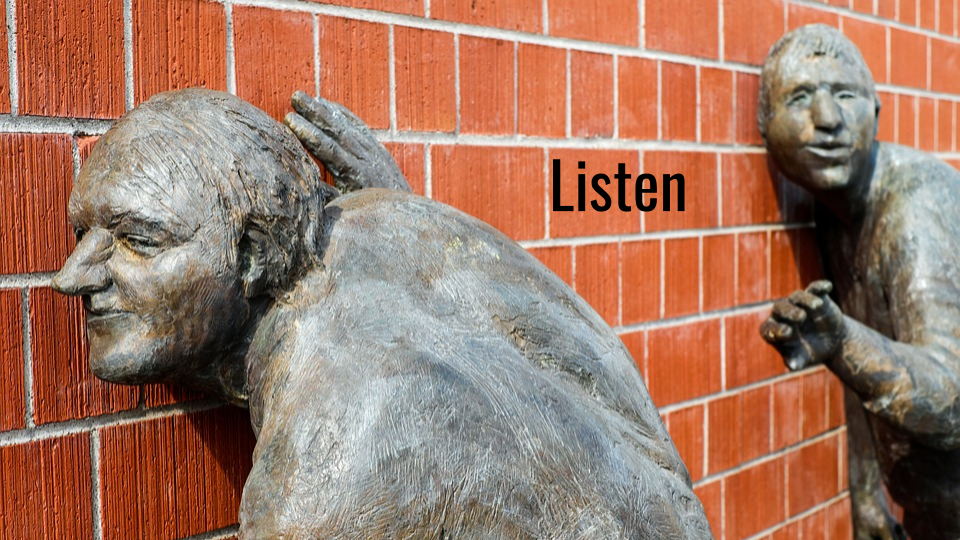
548 0 638 46
549 149 641 238
395 27 457 132
770 229 803 299
665 404 705 481
618 56 659 140
17 0 124 118
518 44 566 137
932 38 960 94
643 151 718 232
460 36 514 135
233 7 315 121
30 288 139 425
661 62 697 142
725 458 786 539
735 72 763 145
133 0 227 104
319 16 390 130
801 368 830 438
723 0 784 65
383 142 425 195
786 435 841 516
0 134 74 275
877 0 897 19
647 320 722 407
741 385 773 462
0 290 24 431
919 97 937 151
573 243 620 326
721 153 782 226
0 434 92 539
619 330 645 377
621 240 661 324
937 100 955 153
528 246 572 286
646 0 719 58
898 94 917 147
787 3 840 29
876 91 897 143
694 481 723 540
890 29 928 90
842 16 888 84
725 310 787 389
773 376 804 449
703 234 736 312
570 51 614 138
663 237 700 318
920 0 938 29
305 0 422 16
900 0 918 25
942 0 957 35
431 0 540 32
700 67 734 144
0 0 8 113
736 232 768 305
432 145 544 241
99 408 256 540
707 394 741 473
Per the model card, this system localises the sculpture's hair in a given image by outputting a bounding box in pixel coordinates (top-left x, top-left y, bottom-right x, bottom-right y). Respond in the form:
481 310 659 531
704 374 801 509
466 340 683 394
80 88 334 295
758 24 879 137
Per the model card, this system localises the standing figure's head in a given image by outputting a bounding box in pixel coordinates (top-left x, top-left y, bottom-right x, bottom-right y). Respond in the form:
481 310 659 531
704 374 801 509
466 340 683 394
53 89 332 402
759 24 879 193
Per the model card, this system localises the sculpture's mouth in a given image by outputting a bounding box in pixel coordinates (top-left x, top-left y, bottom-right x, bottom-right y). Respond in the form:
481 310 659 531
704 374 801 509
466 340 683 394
805 144 852 160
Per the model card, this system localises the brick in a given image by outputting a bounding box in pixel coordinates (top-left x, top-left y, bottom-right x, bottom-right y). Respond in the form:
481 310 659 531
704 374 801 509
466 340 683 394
0 290 24 431
725 310 787 388
890 29 928 90
900 0 918 25
825 496 854 539
694 481 723 540
460 37 514 135
234 7 315 121
144 384 202 408
661 62 697 142
665 404 705 481
937 100 955 153
741 385 773 462
770 230 802 299
0 0 8 113
618 56 659 140
0 134 74 275
707 394 741 473
432 146 544 241
898 94 917 147
942 0 957 35
619 330 645 377
664 237 700 318
621 240 661 324
319 16 390 130
852 0 875 13
549 149 641 238
395 27 457 132
786 435 841 516
518 44 566 137
876 91 897 143
723 0 784 65
548 0 638 46
646 0 719 58
797 510 828 539
432 0 540 32
920 0 938 29
772 521 801 540
736 232 768 305
877 0 897 19
383 143 425 196
721 153 781 226
725 458 785 540
643 151 718 232
573 243 620 326
700 67 734 144
133 0 227 104
0 434 92 539
647 320 722 406
827 376 847 429
77 135 101 163
801 368 830 438
787 3 840 29
570 51 614 138
773 376 803 449
30 288 139 424
842 16 888 84
528 246 573 286
17 0 124 118
703 235 736 312
99 408 256 540
932 38 960 94
735 72 763 145
305 0 422 16
918 97 937 151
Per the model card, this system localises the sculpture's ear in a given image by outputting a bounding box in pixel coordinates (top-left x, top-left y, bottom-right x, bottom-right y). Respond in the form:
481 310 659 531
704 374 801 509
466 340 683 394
238 224 285 299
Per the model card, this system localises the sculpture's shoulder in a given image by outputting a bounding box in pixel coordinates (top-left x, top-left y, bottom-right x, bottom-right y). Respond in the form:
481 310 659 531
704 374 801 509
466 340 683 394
876 143 960 208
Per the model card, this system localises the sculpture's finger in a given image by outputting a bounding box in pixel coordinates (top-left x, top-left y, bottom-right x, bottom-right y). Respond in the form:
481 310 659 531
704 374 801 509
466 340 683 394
285 113 354 178
291 91 349 136
760 319 795 343
772 300 806 324
789 289 824 312
806 280 833 297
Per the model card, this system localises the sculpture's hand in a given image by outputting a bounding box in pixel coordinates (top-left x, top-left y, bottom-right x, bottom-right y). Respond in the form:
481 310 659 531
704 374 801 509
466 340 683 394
284 91 411 193
852 495 907 540
760 280 846 370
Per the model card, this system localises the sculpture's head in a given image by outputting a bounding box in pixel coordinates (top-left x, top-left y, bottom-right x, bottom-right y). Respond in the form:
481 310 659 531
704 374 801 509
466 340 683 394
52 89 332 401
759 24 879 193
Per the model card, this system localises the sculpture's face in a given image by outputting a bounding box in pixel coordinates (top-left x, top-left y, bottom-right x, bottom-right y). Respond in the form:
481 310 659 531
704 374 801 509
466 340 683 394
764 54 877 191
53 168 249 385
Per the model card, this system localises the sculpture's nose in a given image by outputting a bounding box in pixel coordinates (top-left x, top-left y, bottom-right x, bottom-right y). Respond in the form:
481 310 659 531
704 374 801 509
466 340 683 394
811 90 842 132
52 229 114 296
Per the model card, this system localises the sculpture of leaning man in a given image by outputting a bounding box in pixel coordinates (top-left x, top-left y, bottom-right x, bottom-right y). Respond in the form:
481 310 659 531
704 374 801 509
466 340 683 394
759 24 960 540
52 88 713 539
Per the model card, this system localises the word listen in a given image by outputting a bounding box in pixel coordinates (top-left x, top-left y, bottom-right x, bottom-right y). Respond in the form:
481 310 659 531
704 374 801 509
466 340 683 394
552 159 685 212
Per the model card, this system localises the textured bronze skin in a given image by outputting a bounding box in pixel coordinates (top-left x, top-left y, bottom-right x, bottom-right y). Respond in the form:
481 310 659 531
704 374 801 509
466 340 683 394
759 24 960 540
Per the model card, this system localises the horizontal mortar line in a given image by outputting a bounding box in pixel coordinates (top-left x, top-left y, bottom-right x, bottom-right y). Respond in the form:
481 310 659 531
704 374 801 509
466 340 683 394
0 115 112 135
0 398 231 448
875 82 960 102
614 300 777 337
517 222 816 250
743 491 851 540
372 131 769 152
179 525 241 540
0 272 55 289
790 0 960 45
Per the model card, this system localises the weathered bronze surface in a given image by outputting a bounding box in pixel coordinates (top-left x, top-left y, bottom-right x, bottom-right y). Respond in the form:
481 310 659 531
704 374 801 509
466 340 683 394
53 88 713 539
759 24 960 540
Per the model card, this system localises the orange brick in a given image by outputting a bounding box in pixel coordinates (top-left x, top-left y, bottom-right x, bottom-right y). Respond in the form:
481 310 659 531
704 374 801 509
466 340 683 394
518 44 566 137
707 394 741 473
700 67 734 144
17 0 124 118
143 384 202 408
665 404 705 481
920 0 937 29
432 145 544 241
0 0 8 113
647 320 722 406
787 435 841 516
0 434 92 539
664 237 699 318
900 0 918 25
133 0 227 104
0 290 24 431
30 288 139 424
932 38 960 94
234 7 315 121
646 0 719 58
694 481 722 539
549 149 641 238
842 16 888 84
661 62 697 142
942 0 957 35
741 385 773 462
460 36 514 135
0 134 74 275
918 97 936 151
938 100 955 152
890 29 928 89
383 142 425 195
787 3 840 29
853 0 875 13
431 0 540 32
725 310 787 388
827 376 846 429
824 496 854 539
725 458 786 540
801 368 830 438
770 230 802 299
305 0 422 16
737 232 768 305
772 522 802 540
773 376 803 449
395 27 457 132
643 151 718 232
99 408 256 540
528 246 573 286
548 0 638 46
723 0 784 65
898 94 917 147
319 16 390 129
735 72 763 145
721 153 781 226
573 243 620 326
618 56 658 140
876 91 897 143
619 330 645 376
877 0 897 19
703 234 736 312
570 51 614 138
621 240 661 325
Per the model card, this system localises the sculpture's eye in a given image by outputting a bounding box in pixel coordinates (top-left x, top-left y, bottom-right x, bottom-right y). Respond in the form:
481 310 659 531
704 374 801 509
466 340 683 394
786 90 811 107
119 233 161 255
835 90 858 101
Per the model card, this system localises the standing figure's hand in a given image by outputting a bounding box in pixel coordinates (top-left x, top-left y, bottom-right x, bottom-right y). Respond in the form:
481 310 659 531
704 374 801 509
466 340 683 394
760 280 847 370
284 91 411 193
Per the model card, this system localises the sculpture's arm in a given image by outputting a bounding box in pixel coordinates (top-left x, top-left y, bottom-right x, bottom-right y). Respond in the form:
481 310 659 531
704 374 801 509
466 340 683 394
284 91 411 193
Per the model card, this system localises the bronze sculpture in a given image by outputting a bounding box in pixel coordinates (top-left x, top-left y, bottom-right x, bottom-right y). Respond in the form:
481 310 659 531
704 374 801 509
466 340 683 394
759 24 960 540
53 88 713 539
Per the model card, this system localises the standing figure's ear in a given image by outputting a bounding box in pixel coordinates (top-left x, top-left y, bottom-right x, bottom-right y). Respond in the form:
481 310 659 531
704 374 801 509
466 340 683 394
238 225 286 299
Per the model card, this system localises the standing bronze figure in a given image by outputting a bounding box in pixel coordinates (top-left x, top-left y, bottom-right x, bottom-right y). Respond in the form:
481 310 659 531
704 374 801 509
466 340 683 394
759 24 960 540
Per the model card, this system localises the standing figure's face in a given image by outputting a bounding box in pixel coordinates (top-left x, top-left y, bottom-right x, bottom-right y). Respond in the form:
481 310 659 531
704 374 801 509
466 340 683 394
53 165 249 385
764 54 877 192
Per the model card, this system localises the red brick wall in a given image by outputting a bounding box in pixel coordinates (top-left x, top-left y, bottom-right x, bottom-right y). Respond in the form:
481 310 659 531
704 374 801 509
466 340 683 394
0 0 954 539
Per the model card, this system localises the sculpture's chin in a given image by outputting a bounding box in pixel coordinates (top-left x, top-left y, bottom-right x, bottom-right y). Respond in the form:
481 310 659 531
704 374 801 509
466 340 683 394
86 316 174 386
